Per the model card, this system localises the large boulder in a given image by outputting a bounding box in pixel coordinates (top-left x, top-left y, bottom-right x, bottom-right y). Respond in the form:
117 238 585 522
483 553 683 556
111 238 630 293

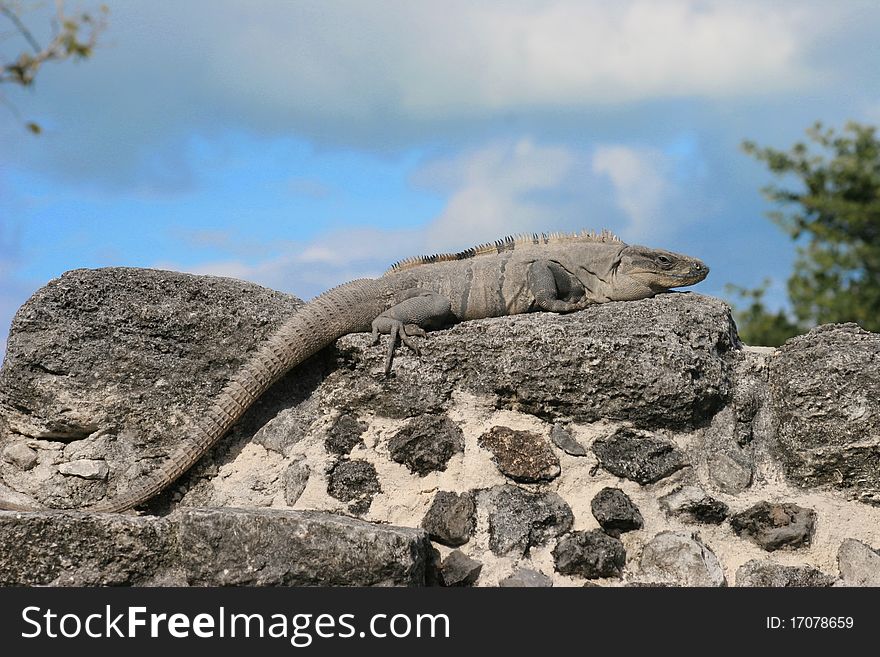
769 324 880 504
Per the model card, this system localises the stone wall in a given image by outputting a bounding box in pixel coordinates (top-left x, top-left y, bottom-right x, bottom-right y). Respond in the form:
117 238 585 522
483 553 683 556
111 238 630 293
1 268 879 586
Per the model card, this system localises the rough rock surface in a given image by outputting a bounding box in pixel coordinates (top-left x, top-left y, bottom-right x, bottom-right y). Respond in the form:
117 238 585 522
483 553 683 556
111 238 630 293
770 324 880 504
421 491 476 547
734 560 834 587
553 529 626 579
478 426 560 482
0 508 430 586
438 549 482 587
730 502 816 552
3 269 880 587
638 532 726 587
388 415 464 475
590 487 643 535
837 539 880 586
591 427 688 484
499 568 553 587
480 484 573 557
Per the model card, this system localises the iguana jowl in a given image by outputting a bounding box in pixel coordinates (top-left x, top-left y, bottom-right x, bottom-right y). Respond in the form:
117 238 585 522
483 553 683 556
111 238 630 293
58 230 709 512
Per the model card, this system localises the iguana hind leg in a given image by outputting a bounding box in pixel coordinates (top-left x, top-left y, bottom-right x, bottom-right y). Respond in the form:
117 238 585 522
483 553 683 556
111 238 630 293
528 260 594 312
371 290 452 375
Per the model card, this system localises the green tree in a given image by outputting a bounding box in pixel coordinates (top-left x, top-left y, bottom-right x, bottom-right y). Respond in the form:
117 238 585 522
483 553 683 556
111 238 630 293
735 121 880 343
725 280 801 347
1 1 107 133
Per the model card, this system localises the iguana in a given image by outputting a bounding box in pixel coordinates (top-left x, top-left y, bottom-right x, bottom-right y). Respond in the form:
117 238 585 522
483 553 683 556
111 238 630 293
3 230 709 513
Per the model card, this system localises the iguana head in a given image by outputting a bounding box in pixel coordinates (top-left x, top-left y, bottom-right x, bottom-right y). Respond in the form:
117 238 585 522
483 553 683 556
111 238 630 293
612 245 709 300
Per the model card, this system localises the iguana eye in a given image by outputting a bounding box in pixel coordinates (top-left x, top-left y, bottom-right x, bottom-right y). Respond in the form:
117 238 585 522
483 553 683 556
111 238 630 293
656 255 672 267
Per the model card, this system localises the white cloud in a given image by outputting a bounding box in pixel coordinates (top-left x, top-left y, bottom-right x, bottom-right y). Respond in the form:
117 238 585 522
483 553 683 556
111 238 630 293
592 145 674 240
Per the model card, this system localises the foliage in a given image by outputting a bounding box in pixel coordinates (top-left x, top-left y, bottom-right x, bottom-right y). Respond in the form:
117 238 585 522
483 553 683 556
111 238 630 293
725 280 802 347
736 121 880 339
1 1 107 132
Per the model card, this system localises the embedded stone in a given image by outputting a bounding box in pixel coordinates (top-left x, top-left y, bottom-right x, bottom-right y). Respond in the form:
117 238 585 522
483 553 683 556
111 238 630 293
837 538 880 586
553 529 626 579
325 413 367 455
660 485 729 524
438 550 482 587
480 484 573 557
57 459 109 480
550 423 586 456
421 491 476 547
478 426 560 483
283 459 310 506
1 442 37 470
735 560 834 587
638 531 725 587
499 568 553 587
326 459 380 515
388 415 463 476
590 487 644 535
592 427 688 484
730 502 816 551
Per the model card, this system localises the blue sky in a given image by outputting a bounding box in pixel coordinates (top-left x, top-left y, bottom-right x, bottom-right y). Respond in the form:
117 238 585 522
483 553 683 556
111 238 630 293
2 1 880 356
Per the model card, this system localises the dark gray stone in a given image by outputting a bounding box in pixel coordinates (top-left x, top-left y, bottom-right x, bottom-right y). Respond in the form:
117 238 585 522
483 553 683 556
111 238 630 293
638 531 726 587
730 502 816 551
553 529 626 579
659 485 729 524
438 549 482 587
590 487 643 535
388 415 463 476
326 459 380 515
325 414 367 455
324 294 736 428
550 423 586 456
499 568 553 587
421 491 476 547
837 538 880 586
283 458 310 506
0 508 430 586
0 267 304 510
478 426 560 483
592 427 688 484
769 323 880 504
480 484 574 557
735 560 834 587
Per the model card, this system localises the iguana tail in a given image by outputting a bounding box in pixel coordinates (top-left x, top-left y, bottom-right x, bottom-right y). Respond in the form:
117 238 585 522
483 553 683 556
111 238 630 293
85 278 388 513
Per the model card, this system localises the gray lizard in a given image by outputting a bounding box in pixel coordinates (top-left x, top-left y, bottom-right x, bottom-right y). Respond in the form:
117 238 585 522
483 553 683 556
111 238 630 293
6 230 709 512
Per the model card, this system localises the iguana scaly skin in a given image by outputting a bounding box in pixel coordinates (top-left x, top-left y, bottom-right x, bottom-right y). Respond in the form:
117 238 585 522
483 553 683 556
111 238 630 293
9 230 709 513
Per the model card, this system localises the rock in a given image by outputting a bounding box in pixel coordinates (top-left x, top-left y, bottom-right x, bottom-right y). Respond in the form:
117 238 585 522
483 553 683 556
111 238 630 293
550 423 586 456
324 293 735 428
421 491 476 547
730 502 816 551
769 323 880 503
0 508 430 586
590 487 643 536
388 415 463 476
438 549 482 587
706 451 753 495
591 427 688 484
282 459 310 506
837 538 880 586
325 413 367 455
659 485 729 524
498 568 553 587
1 442 37 470
0 267 304 510
553 529 626 579
735 560 834 587
326 459 380 515
478 426 560 483
57 459 109 480
480 484 574 557
638 531 725 587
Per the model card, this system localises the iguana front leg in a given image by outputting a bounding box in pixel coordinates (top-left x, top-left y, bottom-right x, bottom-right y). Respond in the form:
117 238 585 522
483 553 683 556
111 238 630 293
371 290 453 375
529 260 594 312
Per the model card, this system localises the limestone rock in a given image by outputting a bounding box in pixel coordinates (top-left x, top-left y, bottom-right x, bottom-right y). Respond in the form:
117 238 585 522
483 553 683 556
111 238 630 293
590 487 644 535
550 423 586 456
1 442 37 470
553 529 626 579
326 459 380 515
480 484 573 557
478 426 560 483
837 538 880 586
421 491 476 547
388 415 463 476
57 459 109 480
325 414 367 455
730 502 816 552
0 508 430 586
735 560 834 587
660 485 729 524
282 458 310 506
592 427 688 484
498 568 553 587
769 323 880 504
638 531 725 587
438 550 482 587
